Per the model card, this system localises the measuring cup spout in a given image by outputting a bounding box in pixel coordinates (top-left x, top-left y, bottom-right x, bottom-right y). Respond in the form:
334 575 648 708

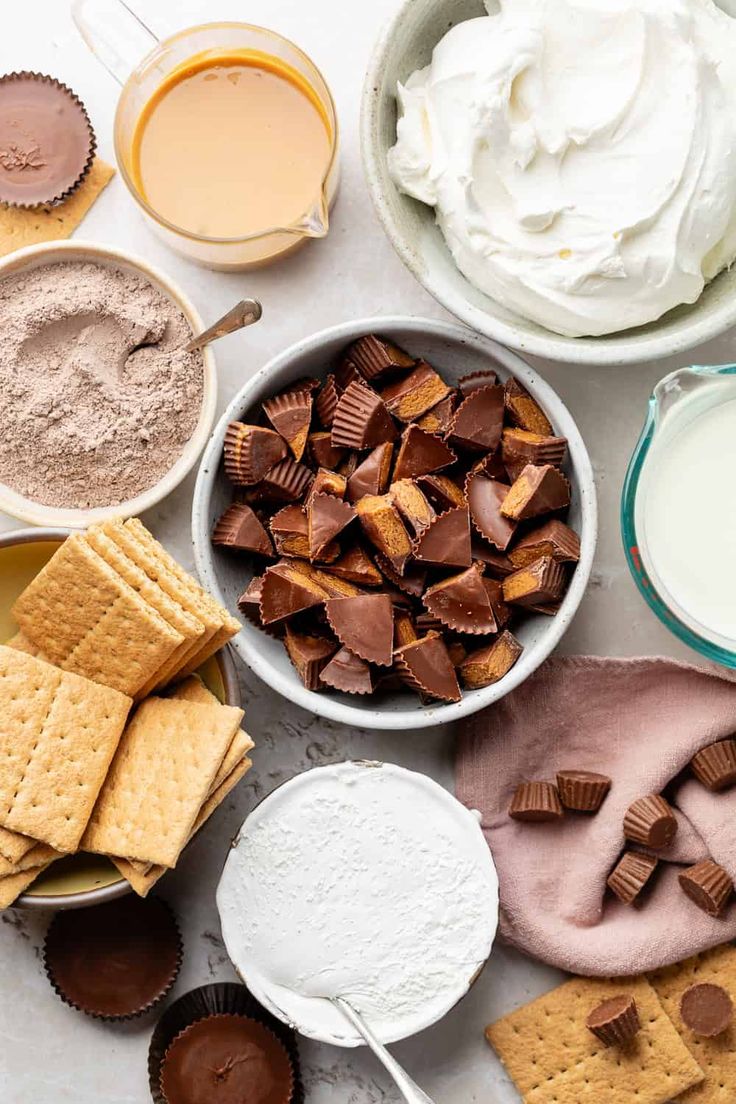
651 362 736 427
72 0 161 87
294 191 330 239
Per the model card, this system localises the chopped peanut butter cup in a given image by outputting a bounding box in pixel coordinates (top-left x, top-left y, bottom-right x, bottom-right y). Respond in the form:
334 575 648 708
447 384 505 453
263 387 312 462
393 632 461 702
509 781 563 822
509 519 581 569
322 545 383 587
680 983 733 1037
315 375 341 428
306 468 347 504
501 464 571 521
356 493 413 574
287 559 362 598
308 494 356 560
270 504 339 563
392 424 456 482
331 381 398 448
259 458 314 503
373 551 427 597
393 610 419 648
212 504 274 556
412 506 471 568
259 563 327 624
345 334 415 380
324 594 394 666
380 361 452 422
415 394 457 435
502 555 566 608
586 995 640 1047
679 859 734 916
502 427 568 471
284 626 337 690
390 479 436 537
423 564 497 634
459 631 522 689
417 473 467 511
556 770 611 812
505 377 553 436
319 646 375 695
346 442 394 502
308 431 346 470
458 368 499 395
690 739 736 792
467 472 518 551
623 795 677 849
224 423 288 486
607 851 658 905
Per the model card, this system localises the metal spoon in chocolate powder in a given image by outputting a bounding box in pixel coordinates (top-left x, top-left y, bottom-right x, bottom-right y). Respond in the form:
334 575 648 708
129 298 263 358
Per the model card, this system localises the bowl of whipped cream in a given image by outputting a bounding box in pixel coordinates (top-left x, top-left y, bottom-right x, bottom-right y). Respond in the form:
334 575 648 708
362 0 736 365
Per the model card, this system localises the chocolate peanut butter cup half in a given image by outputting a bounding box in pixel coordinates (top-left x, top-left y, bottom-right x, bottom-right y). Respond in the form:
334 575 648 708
263 387 313 462
319 645 375 695
0 72 96 206
325 593 394 666
393 631 461 702
447 383 505 453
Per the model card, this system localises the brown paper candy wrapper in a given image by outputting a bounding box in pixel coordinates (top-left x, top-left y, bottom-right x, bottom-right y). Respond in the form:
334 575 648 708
679 859 734 916
148 983 304 1104
508 781 563 823
690 738 736 792
607 851 658 905
586 995 640 1047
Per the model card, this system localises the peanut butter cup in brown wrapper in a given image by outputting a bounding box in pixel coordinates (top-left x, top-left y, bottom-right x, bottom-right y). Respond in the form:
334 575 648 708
0 72 96 207
586 995 640 1047
332 381 398 449
224 423 288 486
393 631 461 702
423 564 497 634
690 738 736 792
607 851 658 905
508 781 563 822
212 504 274 556
623 794 677 849
319 645 375 694
284 626 337 690
345 333 416 380
556 770 611 813
259 457 314 502
679 859 734 916
263 388 313 462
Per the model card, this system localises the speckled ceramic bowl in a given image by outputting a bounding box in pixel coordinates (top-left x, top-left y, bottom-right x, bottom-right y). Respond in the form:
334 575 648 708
361 0 736 366
0 527 240 910
192 316 597 730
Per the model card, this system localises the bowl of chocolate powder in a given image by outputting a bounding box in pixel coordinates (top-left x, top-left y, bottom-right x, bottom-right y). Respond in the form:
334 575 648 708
0 240 216 527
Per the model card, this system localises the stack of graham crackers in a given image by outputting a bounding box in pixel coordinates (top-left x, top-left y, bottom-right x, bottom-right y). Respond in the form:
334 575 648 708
0 519 249 907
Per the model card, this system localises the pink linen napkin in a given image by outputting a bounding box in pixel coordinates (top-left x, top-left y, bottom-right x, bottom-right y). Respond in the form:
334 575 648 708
456 656 736 976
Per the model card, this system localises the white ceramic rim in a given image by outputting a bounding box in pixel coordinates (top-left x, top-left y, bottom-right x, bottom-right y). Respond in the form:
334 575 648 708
359 0 736 366
216 759 499 1047
192 315 597 730
0 239 217 528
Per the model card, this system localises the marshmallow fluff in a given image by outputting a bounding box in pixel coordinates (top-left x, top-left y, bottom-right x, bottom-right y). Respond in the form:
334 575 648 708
388 0 736 337
216 761 497 1045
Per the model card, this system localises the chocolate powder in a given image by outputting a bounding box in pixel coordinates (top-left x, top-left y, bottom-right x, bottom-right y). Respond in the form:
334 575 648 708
0 261 204 508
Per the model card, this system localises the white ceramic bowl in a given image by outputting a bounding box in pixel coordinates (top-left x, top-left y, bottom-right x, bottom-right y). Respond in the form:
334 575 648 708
192 317 597 730
361 0 736 366
0 240 217 527
216 760 499 1047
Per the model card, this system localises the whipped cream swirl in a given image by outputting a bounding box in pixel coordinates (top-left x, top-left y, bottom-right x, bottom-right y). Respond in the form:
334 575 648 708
389 0 736 337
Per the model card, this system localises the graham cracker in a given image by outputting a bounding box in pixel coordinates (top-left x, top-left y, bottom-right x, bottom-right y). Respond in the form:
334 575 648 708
0 157 115 258
486 974 704 1104
169 676 254 792
111 756 251 897
0 842 59 878
0 646 132 852
83 526 206 697
0 826 36 865
649 943 736 1102
82 696 243 867
0 861 53 910
5 631 47 659
11 534 184 696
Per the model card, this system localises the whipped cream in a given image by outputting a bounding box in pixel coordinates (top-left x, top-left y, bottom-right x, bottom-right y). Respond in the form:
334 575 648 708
389 0 736 337
216 761 497 1046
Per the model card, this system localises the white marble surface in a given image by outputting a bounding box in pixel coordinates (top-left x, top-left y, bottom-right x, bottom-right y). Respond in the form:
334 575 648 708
0 1 733 1101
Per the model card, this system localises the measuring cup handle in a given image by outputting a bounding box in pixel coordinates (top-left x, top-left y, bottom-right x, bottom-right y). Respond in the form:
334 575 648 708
71 0 160 86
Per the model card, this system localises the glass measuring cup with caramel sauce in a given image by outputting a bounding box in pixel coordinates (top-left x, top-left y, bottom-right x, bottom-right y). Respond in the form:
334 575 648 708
73 2 339 269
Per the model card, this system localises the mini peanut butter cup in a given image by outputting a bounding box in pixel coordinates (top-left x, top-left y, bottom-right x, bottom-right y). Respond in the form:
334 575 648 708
259 458 314 503
308 493 356 560
224 423 288 486
284 626 337 690
380 360 452 422
423 564 497 635
160 1015 294 1104
212 504 274 557
504 377 553 436
679 859 734 916
509 519 581 569
149 983 303 1104
237 576 282 637
345 333 415 380
346 442 394 502
690 739 736 792
500 464 571 521
306 468 347 504
623 795 677 849
607 851 658 905
459 630 522 689
392 424 456 482
508 781 563 822
319 645 375 694
680 983 733 1037
44 896 181 1020
331 381 398 448
263 388 313 462
556 770 611 813
315 374 341 428
324 593 394 666
393 631 461 702
501 427 568 470
0 72 96 207
586 995 640 1047
467 472 518 551
412 506 471 568
447 384 505 453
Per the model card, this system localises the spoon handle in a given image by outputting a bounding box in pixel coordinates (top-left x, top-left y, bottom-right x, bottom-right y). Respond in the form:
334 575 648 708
332 997 437 1104
185 298 263 353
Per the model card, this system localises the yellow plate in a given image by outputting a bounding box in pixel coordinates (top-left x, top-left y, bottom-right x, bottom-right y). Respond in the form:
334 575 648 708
0 530 237 906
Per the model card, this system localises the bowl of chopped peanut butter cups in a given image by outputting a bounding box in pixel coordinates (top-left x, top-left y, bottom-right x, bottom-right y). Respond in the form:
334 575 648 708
193 317 596 729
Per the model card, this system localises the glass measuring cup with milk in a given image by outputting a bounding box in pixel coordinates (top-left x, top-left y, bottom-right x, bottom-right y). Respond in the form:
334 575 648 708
72 0 339 269
622 364 736 664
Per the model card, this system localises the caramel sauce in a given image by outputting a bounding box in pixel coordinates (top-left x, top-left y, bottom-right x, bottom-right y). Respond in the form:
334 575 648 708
131 50 332 239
